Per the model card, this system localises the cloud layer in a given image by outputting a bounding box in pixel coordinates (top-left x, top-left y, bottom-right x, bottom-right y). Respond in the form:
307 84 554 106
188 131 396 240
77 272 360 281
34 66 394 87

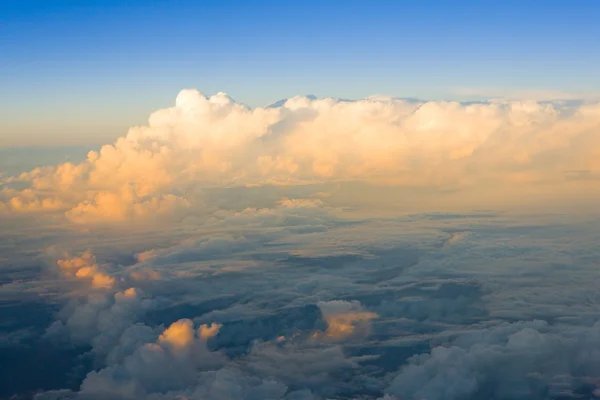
2 90 600 400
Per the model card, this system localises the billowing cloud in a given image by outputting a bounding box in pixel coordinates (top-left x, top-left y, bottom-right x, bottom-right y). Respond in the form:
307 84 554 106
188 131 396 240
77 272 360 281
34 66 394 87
2 89 600 225
75 318 225 399
57 250 115 289
45 286 155 360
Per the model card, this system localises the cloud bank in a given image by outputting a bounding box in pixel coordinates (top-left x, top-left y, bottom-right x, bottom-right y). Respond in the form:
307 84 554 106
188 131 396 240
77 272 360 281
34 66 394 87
2 89 600 224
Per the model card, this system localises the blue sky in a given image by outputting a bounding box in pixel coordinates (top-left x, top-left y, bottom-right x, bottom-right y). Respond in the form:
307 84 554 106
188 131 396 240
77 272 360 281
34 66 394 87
1 0 599 146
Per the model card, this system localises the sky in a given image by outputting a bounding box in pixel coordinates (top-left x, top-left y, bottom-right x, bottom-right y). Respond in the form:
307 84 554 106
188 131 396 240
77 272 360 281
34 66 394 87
3 2 600 400
2 0 600 146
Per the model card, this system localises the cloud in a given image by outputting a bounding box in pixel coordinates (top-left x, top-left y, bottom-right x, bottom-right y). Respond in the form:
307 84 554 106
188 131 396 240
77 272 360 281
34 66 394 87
76 318 225 399
313 300 378 341
57 251 115 289
442 231 469 247
198 322 222 340
12 208 600 399
65 186 190 225
158 318 195 349
40 317 338 400
383 320 600 400
135 235 254 266
45 286 155 360
2 89 600 225
243 339 362 397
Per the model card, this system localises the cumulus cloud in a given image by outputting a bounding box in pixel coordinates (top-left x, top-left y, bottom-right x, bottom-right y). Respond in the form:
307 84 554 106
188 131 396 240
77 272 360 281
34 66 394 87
41 249 174 371
313 300 378 341
2 89 600 224
57 250 115 289
45 286 155 360
76 318 225 399
41 316 348 400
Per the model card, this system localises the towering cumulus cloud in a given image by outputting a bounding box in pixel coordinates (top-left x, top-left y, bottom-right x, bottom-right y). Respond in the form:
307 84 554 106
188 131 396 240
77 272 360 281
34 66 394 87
1 90 600 224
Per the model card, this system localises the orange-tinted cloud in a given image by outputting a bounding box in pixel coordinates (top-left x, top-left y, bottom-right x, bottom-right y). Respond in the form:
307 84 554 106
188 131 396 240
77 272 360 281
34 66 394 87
2 90 600 224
